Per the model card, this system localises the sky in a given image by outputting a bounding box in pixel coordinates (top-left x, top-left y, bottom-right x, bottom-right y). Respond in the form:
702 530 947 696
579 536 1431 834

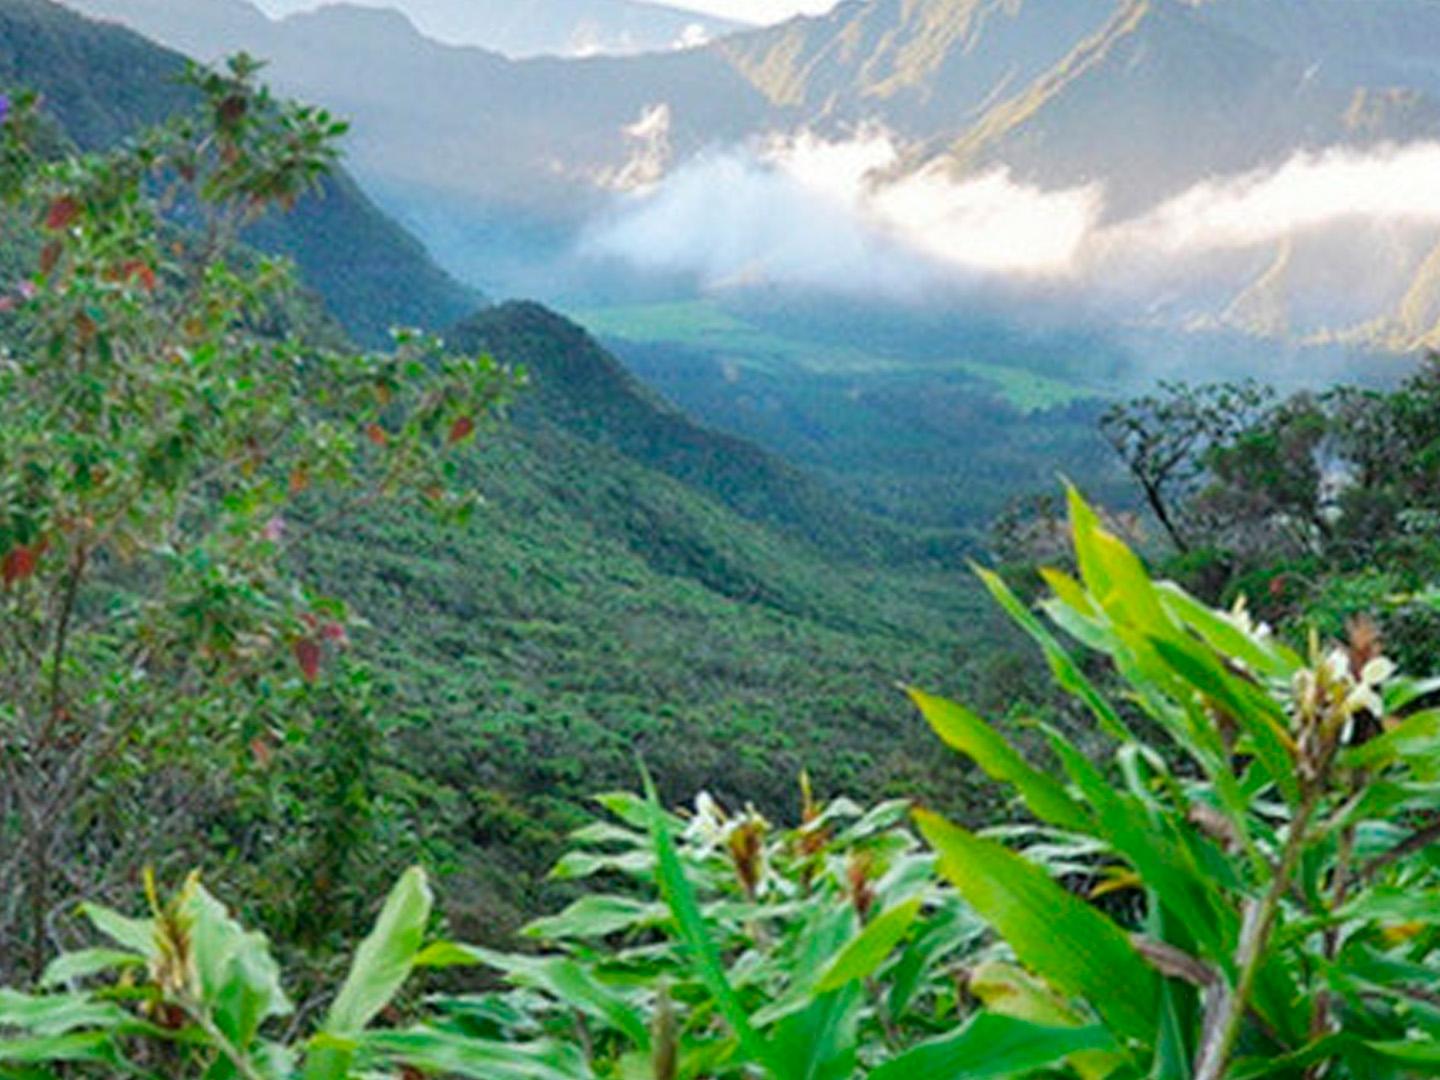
658 0 839 23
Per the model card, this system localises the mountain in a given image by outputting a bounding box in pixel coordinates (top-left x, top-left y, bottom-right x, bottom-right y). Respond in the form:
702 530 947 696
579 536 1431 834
252 0 745 57
2 0 478 345
1 0 999 938
62 0 1440 317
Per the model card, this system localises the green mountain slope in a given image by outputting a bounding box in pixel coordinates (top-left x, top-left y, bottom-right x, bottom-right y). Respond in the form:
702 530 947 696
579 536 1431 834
446 302 959 562
2 0 479 345
1 0 1004 938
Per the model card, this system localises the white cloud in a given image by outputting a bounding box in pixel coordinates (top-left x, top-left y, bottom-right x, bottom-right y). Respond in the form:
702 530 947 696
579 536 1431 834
1110 142 1440 255
583 126 1440 314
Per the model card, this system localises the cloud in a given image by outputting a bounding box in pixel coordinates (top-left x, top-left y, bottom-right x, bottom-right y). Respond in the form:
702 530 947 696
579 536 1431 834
582 126 1440 320
1109 142 1440 255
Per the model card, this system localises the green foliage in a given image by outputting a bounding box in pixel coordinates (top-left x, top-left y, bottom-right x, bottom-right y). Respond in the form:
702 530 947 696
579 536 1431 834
914 488 1440 1078
0 0 479 347
0 867 538 1078
427 784 988 1078
0 58 518 981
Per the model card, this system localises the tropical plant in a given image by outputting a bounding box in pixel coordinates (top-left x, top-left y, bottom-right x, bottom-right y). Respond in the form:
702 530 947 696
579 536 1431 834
910 487 1440 1078
0 865 592 1078
0 59 519 980
430 780 1005 1079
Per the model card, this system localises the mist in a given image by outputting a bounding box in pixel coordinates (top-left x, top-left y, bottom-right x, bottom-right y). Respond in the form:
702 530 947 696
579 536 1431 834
582 128 1440 331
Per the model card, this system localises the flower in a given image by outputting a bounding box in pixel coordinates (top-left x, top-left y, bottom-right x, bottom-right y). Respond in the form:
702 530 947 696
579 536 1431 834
0 93 10 126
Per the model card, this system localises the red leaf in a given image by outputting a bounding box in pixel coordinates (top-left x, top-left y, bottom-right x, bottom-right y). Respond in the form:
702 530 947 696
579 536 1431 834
39 241 61 275
1 544 39 587
293 638 321 682
44 196 79 231
365 422 388 447
249 737 274 768
448 415 475 445
127 261 157 291
288 466 310 496
320 621 348 644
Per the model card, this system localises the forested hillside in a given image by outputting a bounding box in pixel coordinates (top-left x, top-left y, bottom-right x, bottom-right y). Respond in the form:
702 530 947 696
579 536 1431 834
0 0 478 344
0 0 998 949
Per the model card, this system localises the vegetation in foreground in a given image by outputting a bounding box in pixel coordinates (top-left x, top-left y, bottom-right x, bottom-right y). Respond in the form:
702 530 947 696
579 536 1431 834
9 490 1440 1078
2 40 1440 1080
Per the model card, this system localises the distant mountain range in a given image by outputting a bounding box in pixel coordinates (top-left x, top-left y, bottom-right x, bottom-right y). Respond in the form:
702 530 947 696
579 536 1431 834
1 0 478 346
54 0 1440 357
251 0 745 57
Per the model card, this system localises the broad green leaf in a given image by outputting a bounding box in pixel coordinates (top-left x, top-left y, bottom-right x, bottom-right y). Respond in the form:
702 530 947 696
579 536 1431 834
642 772 774 1074
1156 583 1300 680
523 895 668 940
323 867 432 1037
767 987 861 1080
183 882 291 1047
39 950 143 989
426 946 648 1047
968 962 1125 1080
1344 709 1440 770
78 904 154 956
814 899 921 993
1068 485 1170 635
364 1028 591 1079
976 565 1133 742
0 1031 119 1066
869 1011 1113 1080
0 991 130 1036
916 810 1158 1042
1042 726 1234 968
1149 637 1300 806
908 689 1092 833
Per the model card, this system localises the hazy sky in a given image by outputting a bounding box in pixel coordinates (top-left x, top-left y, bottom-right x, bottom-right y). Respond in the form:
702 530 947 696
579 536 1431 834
660 0 839 23
253 0 841 27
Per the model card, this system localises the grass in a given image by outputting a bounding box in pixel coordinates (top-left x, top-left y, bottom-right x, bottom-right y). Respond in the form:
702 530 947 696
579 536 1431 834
566 298 1097 411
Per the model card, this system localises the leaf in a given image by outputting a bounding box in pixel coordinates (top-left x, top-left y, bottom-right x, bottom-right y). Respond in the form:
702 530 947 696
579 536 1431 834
1344 708 1440 770
323 867 432 1037
916 810 1158 1042
522 895 667 940
449 946 651 1050
642 771 774 1072
0 991 131 1036
364 422 387 447
363 1028 590 1080
908 689 1092 833
1 544 40 587
767 987 861 1080
1148 637 1299 806
293 638 321 682
39 949 144 989
968 961 1125 1080
78 904 154 955
975 565 1134 743
448 416 475 444
868 1011 1113 1080
814 899 921 993
44 196 79 231
0 1031 118 1066
182 882 292 1047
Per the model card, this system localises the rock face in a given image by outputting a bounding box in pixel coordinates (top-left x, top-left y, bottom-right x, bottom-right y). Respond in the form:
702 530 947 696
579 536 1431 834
54 0 1440 349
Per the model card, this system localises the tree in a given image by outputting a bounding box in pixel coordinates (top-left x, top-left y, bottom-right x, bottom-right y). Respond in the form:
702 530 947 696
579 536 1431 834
0 58 519 981
1100 380 1273 553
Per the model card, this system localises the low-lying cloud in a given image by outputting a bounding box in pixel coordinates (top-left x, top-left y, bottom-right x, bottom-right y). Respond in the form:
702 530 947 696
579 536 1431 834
582 127 1440 321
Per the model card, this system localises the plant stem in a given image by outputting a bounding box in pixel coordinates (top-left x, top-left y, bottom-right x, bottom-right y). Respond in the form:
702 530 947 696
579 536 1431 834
1194 797 1316 1080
